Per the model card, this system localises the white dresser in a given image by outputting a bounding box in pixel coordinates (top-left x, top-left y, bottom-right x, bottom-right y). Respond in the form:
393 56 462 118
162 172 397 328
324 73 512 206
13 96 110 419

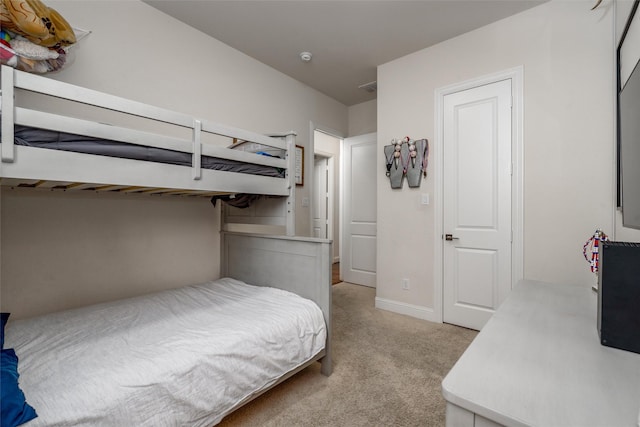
442 279 640 427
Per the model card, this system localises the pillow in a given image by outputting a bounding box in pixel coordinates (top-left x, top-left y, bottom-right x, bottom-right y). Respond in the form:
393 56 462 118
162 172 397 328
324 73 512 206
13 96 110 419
1 349 38 427
1 312 9 349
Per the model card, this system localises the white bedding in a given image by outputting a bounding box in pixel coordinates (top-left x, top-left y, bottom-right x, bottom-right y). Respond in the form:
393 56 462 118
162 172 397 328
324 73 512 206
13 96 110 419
4 278 326 426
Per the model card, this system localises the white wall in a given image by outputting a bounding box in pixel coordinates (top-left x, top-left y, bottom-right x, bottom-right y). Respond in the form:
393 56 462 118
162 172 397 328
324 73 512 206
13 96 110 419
377 0 615 312
1 0 347 319
348 100 377 137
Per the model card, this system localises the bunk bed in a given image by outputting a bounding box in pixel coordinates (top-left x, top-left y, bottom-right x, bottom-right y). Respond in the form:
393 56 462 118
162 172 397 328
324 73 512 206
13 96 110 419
3 232 333 426
0 65 333 425
0 65 295 235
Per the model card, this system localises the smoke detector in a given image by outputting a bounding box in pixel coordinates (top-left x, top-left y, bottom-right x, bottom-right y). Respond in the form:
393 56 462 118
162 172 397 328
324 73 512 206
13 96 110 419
299 51 312 62
358 81 377 93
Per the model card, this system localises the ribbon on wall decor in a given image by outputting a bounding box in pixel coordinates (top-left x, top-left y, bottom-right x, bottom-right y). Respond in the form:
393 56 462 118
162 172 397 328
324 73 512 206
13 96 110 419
383 137 429 189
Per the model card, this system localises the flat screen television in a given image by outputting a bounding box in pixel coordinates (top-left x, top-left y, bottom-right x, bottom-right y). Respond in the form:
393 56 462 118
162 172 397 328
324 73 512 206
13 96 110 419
618 0 640 230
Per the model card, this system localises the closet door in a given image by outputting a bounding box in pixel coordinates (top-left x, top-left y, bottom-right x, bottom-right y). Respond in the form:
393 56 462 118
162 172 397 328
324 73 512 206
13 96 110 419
442 79 512 330
342 133 377 287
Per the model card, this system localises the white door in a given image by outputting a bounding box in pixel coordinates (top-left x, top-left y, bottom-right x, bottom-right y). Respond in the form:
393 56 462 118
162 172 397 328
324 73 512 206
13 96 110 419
313 156 328 238
342 133 377 287
443 79 512 330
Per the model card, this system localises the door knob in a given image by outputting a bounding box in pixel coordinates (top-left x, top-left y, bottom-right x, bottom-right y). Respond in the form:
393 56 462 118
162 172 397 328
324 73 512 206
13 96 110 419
444 234 459 241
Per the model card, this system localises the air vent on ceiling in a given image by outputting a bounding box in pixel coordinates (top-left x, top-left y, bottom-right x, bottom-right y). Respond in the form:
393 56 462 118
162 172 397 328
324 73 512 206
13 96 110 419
358 81 377 93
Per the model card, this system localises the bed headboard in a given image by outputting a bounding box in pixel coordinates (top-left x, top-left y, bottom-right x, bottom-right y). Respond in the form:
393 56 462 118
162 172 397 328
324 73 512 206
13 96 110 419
220 231 332 374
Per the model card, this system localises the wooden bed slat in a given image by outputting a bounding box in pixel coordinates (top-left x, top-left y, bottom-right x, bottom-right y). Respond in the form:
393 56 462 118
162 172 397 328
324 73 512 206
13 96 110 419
0 179 226 198
93 185 132 192
0 178 39 187
65 183 99 191
35 180 74 189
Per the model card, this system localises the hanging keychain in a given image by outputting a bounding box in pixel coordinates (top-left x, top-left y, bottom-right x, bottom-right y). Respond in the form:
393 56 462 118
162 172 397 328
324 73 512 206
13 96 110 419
394 139 402 171
385 139 396 177
408 140 416 169
582 229 608 273
421 139 429 177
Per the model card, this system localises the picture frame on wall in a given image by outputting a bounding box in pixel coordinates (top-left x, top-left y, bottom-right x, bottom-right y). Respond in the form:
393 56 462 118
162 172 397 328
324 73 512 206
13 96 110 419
295 145 304 186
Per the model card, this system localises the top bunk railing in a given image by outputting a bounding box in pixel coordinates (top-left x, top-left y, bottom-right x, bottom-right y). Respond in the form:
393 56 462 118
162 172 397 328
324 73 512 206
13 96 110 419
0 65 296 199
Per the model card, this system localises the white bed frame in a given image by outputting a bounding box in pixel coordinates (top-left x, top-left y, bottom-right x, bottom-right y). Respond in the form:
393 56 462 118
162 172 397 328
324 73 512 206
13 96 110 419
0 65 333 420
6 232 332 426
221 231 332 378
0 65 296 235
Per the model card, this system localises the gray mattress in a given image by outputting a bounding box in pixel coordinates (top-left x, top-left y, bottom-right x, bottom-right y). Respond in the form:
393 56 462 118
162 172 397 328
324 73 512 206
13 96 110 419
8 125 285 178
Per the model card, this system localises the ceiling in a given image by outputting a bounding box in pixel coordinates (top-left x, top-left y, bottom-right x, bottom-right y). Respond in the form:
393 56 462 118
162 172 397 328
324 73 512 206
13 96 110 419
144 1 547 106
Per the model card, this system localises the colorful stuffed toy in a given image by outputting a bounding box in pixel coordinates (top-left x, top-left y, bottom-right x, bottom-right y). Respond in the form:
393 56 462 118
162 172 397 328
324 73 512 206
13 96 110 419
0 38 17 66
0 0 76 73
1 0 76 47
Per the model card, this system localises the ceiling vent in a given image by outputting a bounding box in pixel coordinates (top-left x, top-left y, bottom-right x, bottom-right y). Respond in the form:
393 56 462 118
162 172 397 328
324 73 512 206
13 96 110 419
358 81 377 93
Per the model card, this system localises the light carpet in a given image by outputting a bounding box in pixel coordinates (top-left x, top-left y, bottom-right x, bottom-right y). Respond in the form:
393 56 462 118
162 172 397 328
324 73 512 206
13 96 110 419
219 282 477 426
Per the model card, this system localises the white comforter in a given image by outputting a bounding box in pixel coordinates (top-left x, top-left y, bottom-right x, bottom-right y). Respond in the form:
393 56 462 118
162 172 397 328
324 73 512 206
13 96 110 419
5 278 326 426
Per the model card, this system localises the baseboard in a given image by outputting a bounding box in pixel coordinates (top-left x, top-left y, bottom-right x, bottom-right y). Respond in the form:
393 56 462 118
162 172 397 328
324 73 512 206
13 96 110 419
375 297 440 323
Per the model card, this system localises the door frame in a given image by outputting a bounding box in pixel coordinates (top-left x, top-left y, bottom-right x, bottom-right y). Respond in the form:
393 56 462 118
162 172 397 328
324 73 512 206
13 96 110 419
433 66 524 324
310 122 344 262
312 153 333 240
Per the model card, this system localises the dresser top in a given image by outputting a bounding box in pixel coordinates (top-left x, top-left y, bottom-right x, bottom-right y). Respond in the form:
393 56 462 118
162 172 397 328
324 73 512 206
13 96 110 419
442 279 640 427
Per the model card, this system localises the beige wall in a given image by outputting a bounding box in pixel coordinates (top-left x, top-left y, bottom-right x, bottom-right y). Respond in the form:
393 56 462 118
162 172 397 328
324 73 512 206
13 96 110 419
1 0 347 319
51 0 348 239
348 100 377 137
377 0 615 313
2 189 218 318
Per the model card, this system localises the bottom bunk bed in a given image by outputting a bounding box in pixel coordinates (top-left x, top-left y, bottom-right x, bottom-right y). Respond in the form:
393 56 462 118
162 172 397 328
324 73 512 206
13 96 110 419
1 232 332 427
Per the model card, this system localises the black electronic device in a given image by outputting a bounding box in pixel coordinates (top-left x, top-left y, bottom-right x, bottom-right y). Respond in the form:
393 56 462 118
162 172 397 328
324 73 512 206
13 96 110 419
597 241 640 354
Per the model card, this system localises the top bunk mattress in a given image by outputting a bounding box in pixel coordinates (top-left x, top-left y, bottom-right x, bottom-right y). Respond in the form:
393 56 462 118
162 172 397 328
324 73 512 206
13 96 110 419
4 277 326 426
8 125 285 178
